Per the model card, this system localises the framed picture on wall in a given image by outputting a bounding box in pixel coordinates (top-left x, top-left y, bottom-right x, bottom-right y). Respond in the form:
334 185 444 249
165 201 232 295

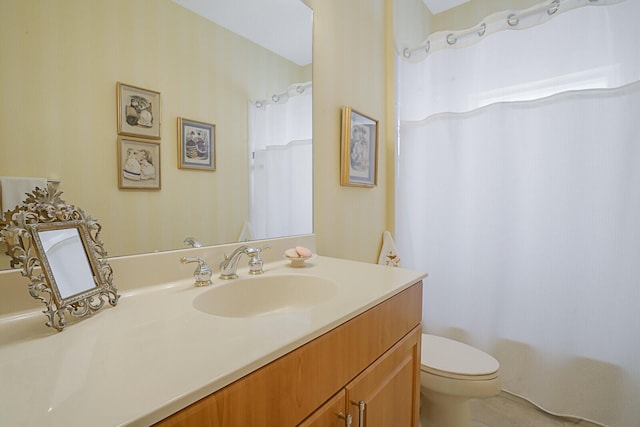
177 117 216 171
116 82 161 140
340 107 379 187
117 136 161 190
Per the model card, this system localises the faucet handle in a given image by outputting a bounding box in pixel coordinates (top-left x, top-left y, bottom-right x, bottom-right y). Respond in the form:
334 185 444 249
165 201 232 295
180 256 213 287
247 246 270 275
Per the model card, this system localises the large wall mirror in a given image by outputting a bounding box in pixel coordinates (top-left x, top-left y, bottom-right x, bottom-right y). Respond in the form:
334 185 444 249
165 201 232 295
0 0 313 270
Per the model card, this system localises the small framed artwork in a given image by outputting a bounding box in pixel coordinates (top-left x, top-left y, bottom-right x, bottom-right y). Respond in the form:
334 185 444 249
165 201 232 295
340 107 379 187
117 136 161 190
116 82 161 140
177 117 216 171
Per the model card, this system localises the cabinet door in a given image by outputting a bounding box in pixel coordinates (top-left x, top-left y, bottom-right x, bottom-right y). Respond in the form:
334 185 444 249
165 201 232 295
298 389 348 427
345 326 421 427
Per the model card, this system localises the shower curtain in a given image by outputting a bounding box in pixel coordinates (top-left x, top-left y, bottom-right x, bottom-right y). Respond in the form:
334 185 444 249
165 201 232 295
396 2 639 426
248 83 312 240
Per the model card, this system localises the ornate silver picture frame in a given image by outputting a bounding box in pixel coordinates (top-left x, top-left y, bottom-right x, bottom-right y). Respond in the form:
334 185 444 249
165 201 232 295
0 184 119 331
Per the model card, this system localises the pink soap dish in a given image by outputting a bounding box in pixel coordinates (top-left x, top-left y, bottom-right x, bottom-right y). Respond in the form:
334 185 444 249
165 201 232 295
283 254 312 267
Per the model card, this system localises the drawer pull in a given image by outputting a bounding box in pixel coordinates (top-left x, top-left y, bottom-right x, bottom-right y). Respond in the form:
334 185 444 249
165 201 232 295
351 400 365 427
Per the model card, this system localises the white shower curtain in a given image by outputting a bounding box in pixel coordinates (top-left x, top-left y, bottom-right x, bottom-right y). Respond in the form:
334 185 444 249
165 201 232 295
249 83 313 240
396 2 639 426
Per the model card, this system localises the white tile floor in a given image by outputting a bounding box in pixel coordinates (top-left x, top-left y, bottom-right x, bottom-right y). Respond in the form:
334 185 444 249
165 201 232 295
470 392 604 427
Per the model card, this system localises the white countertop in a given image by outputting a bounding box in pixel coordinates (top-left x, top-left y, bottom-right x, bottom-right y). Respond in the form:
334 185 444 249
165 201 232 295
0 256 426 426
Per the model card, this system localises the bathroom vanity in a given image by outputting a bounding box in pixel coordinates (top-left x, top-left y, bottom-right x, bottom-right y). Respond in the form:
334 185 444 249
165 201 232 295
156 281 422 427
0 238 426 426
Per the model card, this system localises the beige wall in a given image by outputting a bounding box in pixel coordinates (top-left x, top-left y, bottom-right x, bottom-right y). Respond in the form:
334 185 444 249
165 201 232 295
0 0 308 262
311 0 394 262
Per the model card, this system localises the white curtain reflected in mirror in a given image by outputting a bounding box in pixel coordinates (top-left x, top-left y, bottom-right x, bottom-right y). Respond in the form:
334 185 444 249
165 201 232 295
249 82 313 240
37 228 96 299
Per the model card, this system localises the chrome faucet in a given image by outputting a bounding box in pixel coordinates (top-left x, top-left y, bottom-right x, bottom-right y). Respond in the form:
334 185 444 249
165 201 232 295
219 245 267 279
183 237 202 248
180 256 212 286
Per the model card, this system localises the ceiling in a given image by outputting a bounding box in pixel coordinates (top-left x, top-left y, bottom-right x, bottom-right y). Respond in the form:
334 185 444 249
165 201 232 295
171 0 313 66
422 0 470 14
171 0 472 65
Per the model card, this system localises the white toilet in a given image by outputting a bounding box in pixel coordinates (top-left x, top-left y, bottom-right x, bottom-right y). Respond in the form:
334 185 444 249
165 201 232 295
420 334 501 427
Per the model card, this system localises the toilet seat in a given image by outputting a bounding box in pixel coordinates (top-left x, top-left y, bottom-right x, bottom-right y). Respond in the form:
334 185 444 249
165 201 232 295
421 334 499 381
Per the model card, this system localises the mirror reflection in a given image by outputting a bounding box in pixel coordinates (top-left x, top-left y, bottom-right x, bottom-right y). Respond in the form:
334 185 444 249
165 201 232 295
0 0 313 270
36 227 97 300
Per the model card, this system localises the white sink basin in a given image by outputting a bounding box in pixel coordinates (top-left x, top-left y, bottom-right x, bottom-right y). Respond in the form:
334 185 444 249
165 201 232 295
193 274 338 318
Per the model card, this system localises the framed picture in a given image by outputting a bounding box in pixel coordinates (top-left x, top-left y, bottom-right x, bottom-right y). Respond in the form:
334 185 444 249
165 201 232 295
340 107 378 187
177 117 216 171
117 136 161 190
116 82 161 139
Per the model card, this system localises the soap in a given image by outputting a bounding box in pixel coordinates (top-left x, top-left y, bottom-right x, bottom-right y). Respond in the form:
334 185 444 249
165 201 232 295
295 246 312 257
285 248 299 258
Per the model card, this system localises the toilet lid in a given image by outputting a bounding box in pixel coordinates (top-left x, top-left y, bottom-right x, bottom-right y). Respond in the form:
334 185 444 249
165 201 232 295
421 334 499 379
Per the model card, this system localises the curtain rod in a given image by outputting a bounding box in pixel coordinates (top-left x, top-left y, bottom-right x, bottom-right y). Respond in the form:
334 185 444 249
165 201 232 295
254 81 312 108
401 0 621 61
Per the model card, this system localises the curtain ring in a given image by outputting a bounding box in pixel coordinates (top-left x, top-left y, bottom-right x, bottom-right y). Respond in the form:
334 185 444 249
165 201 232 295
403 41 429 58
507 14 519 26
477 23 486 37
547 0 560 15
296 85 305 94
272 94 280 102
446 33 457 45
255 101 263 108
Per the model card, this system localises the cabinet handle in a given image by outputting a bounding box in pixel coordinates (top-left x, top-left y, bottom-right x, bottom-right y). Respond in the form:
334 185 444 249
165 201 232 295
338 412 352 427
350 400 365 427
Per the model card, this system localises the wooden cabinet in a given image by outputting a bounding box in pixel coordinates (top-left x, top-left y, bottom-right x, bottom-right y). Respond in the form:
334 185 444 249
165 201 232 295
344 326 421 427
300 326 421 427
155 281 422 427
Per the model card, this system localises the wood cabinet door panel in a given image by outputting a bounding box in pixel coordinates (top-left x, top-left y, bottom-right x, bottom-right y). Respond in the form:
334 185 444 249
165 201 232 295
346 326 421 427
